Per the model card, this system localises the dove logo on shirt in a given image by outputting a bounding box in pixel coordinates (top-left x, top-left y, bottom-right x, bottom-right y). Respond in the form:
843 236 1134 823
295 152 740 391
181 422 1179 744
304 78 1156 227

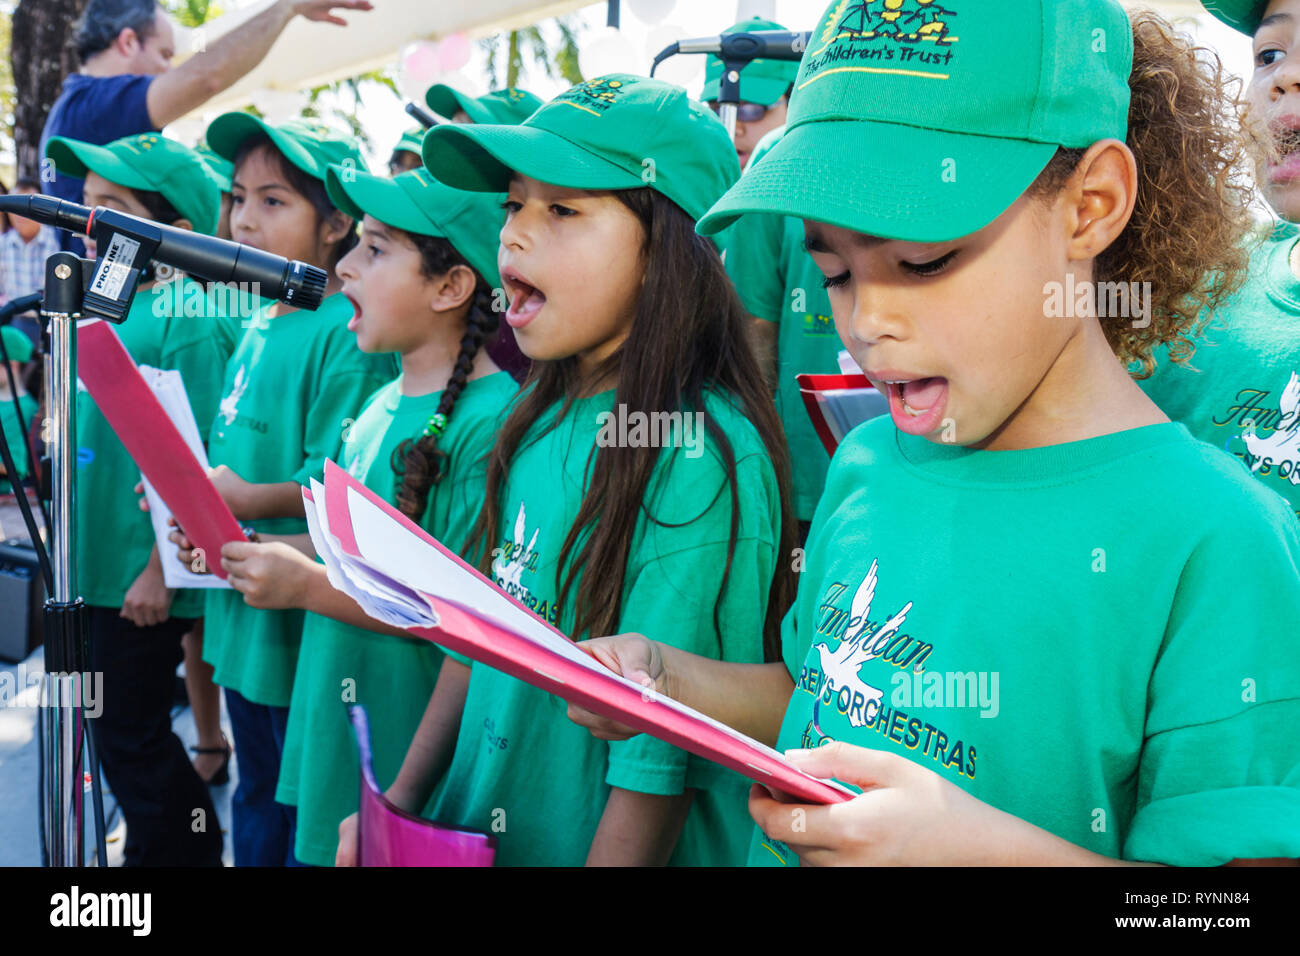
798 559 923 732
218 364 248 426
1240 370 1300 488
492 501 562 626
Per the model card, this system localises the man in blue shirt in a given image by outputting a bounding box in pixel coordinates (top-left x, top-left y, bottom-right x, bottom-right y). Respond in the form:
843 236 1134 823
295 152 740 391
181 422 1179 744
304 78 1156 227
40 0 373 251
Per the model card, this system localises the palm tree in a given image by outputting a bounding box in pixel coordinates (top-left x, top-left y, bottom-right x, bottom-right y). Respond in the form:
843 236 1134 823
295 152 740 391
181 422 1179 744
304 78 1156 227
481 16 584 90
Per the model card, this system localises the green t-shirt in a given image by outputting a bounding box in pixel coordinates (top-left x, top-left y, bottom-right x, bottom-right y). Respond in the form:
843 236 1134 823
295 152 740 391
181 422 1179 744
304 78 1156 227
753 417 1300 867
725 130 842 521
202 293 400 707
1140 230 1300 522
0 391 37 494
275 371 518 867
74 277 234 612
431 387 783 866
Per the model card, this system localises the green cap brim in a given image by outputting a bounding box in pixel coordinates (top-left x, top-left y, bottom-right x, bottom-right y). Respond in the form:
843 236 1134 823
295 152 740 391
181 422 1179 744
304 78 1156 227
45 136 154 191
325 166 438 237
426 85 493 125
1 327 33 362
697 119 1057 243
422 122 644 195
205 112 324 179
1201 1 1266 35
700 74 792 107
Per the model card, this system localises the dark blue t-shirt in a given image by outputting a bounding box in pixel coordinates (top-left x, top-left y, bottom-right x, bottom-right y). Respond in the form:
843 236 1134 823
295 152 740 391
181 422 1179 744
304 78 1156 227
39 73 157 251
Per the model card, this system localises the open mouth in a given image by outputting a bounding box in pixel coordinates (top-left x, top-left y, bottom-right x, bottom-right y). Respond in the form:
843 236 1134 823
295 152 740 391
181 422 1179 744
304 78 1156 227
342 290 362 332
871 374 951 437
501 267 547 329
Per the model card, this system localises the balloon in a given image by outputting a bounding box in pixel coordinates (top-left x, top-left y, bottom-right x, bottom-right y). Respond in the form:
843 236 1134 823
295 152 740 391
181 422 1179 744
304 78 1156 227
398 41 440 103
645 25 702 87
436 33 472 73
627 0 677 25
578 27 641 81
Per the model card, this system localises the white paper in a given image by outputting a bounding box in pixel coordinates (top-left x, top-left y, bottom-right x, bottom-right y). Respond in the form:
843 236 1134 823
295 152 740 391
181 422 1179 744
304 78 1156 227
138 366 230 590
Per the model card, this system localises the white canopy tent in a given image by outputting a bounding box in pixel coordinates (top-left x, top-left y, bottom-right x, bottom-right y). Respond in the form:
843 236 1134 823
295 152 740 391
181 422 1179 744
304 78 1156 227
173 0 594 120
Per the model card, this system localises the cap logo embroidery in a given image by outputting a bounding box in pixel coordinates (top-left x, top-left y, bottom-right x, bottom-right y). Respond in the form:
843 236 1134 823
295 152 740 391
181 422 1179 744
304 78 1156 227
553 78 626 117
805 0 959 84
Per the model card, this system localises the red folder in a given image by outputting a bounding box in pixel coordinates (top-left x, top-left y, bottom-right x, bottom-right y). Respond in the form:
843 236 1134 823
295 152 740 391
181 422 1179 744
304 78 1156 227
797 372 886 456
76 319 245 580
318 459 853 805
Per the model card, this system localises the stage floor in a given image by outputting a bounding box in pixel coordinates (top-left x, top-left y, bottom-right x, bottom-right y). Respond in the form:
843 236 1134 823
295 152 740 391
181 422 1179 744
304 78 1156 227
0 644 236 867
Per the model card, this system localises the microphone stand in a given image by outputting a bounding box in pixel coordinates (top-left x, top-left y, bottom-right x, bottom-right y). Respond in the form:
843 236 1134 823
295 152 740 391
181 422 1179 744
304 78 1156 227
40 251 104 868
651 30 812 146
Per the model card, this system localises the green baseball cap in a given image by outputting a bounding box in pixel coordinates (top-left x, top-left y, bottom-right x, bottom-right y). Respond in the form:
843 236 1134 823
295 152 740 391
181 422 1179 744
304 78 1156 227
700 17 800 106
45 132 221 236
194 139 234 192
698 0 1134 243
1 326 33 363
422 75 740 229
426 86 545 125
392 127 426 157
1201 1 1267 34
205 113 370 184
324 164 503 288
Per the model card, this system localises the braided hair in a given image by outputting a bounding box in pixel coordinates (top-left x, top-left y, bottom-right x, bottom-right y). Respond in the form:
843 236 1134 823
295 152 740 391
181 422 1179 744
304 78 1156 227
391 230 498 523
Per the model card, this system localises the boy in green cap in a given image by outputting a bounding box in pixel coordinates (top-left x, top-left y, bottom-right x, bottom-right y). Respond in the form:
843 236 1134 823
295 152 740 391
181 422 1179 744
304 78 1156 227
1134 1 1300 524
0 325 37 495
44 130 228 866
568 2 1300 867
181 113 399 866
216 164 518 866
700 16 801 169
387 127 425 176
726 123 847 543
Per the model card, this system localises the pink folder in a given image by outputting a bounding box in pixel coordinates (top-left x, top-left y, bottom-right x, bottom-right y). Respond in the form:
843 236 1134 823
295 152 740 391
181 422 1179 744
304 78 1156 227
350 705 495 867
320 459 853 806
76 319 245 580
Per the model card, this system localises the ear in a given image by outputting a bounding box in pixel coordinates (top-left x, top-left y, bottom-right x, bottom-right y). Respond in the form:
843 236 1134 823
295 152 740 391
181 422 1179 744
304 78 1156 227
1062 139 1138 264
169 218 194 233
319 210 354 249
116 27 140 58
429 263 477 314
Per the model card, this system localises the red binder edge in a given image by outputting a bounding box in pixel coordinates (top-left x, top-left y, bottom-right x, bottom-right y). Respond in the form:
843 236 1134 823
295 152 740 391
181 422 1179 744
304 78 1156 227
77 319 245 580
320 459 852 806
797 373 874 457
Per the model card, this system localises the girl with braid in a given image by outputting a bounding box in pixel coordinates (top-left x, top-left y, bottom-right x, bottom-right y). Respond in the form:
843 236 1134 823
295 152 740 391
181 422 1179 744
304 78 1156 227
218 166 519 866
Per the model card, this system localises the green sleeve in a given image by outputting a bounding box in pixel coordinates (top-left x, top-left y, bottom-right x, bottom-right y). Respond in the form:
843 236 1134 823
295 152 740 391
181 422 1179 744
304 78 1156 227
725 211 789 323
291 370 392 489
1123 499 1300 866
604 532 777 795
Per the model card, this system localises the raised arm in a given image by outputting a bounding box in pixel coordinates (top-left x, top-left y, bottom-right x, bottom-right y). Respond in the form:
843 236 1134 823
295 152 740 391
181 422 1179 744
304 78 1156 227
147 0 373 128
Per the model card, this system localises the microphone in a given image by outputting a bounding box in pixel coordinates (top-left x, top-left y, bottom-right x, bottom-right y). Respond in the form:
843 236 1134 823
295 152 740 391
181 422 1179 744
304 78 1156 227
675 30 811 62
0 293 44 325
0 194 328 312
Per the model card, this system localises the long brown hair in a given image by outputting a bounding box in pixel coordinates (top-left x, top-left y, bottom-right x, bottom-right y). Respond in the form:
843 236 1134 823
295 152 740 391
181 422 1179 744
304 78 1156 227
390 230 498 523
465 187 798 662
